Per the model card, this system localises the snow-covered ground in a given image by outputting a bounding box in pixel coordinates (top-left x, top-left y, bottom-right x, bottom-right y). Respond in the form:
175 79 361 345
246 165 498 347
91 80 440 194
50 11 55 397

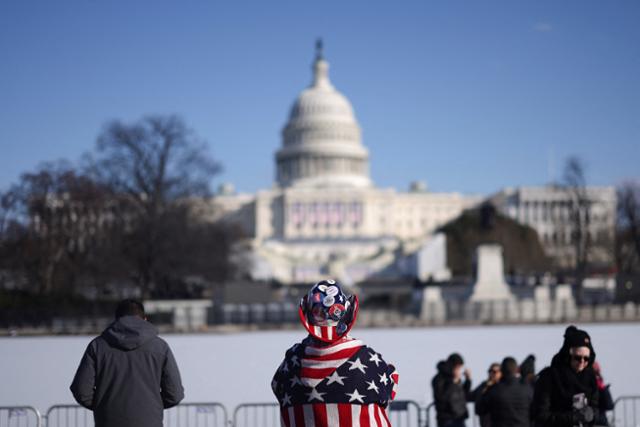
0 323 637 412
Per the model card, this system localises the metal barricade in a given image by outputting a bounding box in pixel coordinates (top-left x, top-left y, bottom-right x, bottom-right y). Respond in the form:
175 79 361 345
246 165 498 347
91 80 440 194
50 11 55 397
164 403 229 427
45 405 93 427
424 402 478 427
45 403 228 427
388 400 423 427
0 406 42 427
425 403 435 427
611 395 640 427
233 403 280 427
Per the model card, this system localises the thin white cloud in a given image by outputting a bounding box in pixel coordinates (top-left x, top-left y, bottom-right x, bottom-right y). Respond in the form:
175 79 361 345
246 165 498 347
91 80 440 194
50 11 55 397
533 22 553 33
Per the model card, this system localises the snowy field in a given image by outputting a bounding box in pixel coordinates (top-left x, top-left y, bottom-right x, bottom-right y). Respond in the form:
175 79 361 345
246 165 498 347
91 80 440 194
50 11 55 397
0 323 637 412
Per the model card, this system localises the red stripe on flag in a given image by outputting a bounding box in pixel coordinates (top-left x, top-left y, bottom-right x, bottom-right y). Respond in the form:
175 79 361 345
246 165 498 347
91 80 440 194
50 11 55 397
360 404 371 427
381 405 392 427
338 403 352 427
320 326 328 340
313 404 328 427
305 347 361 361
373 404 383 427
294 405 305 427
300 367 336 379
281 407 290 427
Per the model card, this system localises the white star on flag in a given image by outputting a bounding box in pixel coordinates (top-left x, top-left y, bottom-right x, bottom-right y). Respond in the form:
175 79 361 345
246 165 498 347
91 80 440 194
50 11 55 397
307 388 326 402
366 379 380 393
326 370 347 386
291 355 300 367
348 357 367 374
289 375 302 387
346 388 365 403
282 393 292 406
379 372 389 386
281 362 289 373
368 351 382 367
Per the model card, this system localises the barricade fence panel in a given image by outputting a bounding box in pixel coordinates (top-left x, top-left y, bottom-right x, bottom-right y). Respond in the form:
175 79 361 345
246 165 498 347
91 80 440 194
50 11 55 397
164 403 228 427
0 406 42 427
425 402 479 427
44 403 228 427
233 403 280 427
612 395 640 427
388 400 423 427
45 405 92 427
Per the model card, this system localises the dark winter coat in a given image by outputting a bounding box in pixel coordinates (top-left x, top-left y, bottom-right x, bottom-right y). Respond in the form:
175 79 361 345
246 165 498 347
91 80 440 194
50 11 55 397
595 385 614 426
471 380 495 427
532 354 599 427
432 361 472 427
475 375 533 427
70 316 184 427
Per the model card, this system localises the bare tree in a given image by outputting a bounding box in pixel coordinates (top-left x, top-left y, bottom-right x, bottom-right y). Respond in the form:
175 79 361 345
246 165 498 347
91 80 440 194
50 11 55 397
0 187 21 289
85 115 225 297
1 161 126 295
0 187 20 241
617 181 640 273
562 157 591 298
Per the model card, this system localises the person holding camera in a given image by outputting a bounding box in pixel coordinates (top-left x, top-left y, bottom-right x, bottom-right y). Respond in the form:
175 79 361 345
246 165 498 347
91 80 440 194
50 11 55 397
532 326 600 427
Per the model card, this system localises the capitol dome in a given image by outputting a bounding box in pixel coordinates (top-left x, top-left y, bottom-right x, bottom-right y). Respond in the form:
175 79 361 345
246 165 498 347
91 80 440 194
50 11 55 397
276 41 371 189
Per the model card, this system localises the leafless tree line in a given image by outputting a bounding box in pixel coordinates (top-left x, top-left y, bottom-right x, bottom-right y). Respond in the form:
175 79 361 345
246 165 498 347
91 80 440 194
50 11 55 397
0 115 242 301
560 157 640 285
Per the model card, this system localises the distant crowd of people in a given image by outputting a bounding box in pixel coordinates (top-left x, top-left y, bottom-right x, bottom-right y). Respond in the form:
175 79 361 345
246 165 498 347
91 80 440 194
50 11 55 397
69 285 616 427
431 326 615 427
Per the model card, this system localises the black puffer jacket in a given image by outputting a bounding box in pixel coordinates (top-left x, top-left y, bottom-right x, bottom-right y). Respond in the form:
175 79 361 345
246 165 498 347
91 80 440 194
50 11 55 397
532 326 600 427
432 360 472 427
70 316 184 427
476 375 533 427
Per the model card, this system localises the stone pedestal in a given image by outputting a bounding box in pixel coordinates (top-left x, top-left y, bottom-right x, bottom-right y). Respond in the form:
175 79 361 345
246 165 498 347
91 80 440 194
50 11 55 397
420 287 446 324
551 285 577 321
534 285 551 321
470 244 514 301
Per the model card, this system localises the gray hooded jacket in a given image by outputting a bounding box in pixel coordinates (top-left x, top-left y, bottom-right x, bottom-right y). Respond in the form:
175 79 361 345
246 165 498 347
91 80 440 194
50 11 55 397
70 316 184 427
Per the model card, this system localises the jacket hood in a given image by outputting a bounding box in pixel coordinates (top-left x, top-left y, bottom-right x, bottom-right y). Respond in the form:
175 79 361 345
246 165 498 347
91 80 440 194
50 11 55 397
437 360 453 377
101 315 158 351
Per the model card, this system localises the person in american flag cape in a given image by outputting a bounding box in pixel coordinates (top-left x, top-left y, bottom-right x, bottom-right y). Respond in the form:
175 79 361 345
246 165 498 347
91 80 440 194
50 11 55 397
272 280 399 427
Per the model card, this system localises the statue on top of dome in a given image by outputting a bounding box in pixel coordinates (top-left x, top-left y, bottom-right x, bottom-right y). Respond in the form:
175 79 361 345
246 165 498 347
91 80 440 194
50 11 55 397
315 38 324 60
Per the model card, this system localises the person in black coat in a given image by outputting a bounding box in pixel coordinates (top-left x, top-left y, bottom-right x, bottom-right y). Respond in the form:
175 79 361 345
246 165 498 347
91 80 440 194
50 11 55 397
593 361 614 426
432 353 473 427
476 357 533 427
70 300 184 427
532 325 600 427
471 362 501 427
520 354 536 389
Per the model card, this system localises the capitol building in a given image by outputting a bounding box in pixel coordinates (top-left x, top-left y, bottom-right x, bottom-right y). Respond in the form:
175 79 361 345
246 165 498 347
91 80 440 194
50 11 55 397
204 43 481 285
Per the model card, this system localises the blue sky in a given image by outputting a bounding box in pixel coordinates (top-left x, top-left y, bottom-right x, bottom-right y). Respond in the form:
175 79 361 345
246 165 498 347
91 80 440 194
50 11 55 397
1 0 639 195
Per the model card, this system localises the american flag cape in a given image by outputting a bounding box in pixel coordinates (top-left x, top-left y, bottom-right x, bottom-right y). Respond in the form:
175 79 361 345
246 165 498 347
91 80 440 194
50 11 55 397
272 336 399 427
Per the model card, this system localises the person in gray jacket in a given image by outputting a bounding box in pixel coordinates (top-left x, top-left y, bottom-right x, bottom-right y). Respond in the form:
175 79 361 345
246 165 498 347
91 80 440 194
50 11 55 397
70 299 184 427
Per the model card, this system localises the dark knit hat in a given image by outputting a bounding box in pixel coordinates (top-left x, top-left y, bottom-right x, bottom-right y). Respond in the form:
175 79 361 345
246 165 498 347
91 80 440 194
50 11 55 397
520 354 536 378
563 325 596 365
564 325 593 349
447 352 464 366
